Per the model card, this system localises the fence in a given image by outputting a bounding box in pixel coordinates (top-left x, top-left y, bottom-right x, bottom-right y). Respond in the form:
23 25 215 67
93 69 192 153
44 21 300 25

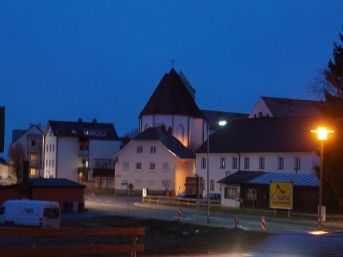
0 227 145 257
142 195 221 207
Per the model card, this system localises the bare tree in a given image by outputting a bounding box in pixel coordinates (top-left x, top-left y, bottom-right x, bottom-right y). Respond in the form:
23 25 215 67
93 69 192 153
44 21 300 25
162 179 171 197
8 143 25 183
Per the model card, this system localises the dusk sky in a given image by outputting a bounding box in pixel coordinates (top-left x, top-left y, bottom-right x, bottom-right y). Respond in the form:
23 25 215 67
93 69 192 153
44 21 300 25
1 1 343 156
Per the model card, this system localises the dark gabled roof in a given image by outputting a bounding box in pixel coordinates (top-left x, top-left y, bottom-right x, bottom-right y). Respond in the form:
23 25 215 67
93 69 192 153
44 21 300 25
261 96 322 117
133 126 195 159
219 171 319 187
12 125 43 143
202 110 248 130
140 69 204 118
47 120 118 140
196 116 323 153
12 129 26 143
30 178 85 188
218 171 263 184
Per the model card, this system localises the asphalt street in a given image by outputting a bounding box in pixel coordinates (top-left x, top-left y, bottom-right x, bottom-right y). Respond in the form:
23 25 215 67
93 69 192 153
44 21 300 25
82 195 343 233
64 195 343 257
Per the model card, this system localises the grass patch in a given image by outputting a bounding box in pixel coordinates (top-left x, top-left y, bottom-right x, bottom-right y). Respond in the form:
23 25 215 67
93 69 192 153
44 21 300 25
62 215 270 255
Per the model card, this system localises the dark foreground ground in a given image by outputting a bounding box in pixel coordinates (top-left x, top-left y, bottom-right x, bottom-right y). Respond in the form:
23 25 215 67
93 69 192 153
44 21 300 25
62 215 269 256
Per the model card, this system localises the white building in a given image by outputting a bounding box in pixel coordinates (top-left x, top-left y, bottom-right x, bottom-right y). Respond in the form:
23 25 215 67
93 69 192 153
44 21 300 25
10 124 43 178
43 119 121 185
249 96 322 118
114 126 195 195
195 116 320 200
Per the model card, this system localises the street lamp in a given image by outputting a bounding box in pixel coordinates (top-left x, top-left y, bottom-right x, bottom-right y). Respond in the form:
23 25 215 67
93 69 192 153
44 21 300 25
206 119 227 223
311 126 334 228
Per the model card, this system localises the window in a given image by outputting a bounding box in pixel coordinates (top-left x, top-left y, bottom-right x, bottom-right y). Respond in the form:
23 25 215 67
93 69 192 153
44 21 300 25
150 146 156 153
52 160 54 168
244 157 250 170
45 159 48 167
46 145 48 152
49 144 52 152
224 186 238 199
136 146 143 153
210 179 215 191
30 168 38 177
136 162 142 170
201 157 206 169
162 163 169 172
30 153 38 162
149 163 156 170
122 162 129 171
259 157 265 170
49 160 51 168
52 144 55 152
31 140 36 146
295 157 301 171
232 157 238 169
220 157 225 169
278 157 284 170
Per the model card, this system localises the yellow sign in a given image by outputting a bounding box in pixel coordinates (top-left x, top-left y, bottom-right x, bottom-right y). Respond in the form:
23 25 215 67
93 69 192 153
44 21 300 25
269 182 293 209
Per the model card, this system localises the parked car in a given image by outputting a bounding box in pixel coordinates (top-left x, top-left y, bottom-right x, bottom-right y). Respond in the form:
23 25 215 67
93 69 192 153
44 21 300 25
0 200 61 228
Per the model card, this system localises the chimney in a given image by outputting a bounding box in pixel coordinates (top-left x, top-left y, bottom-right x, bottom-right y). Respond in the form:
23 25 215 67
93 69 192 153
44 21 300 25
78 118 83 123
92 118 97 124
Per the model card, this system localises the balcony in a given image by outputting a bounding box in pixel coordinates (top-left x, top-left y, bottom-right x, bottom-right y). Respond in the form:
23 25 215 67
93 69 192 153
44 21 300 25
92 159 114 178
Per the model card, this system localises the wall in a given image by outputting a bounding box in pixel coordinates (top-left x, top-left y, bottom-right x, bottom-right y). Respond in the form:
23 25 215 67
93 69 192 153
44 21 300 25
248 98 272 118
0 186 26 205
114 140 177 192
56 137 80 181
196 152 319 195
43 127 57 178
31 187 85 212
221 184 240 208
175 159 195 195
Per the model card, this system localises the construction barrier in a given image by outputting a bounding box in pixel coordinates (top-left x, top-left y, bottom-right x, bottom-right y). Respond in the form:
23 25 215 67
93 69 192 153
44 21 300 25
261 216 267 232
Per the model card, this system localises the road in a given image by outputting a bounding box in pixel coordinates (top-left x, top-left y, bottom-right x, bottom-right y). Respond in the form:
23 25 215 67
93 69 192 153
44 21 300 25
65 195 343 257
82 195 343 233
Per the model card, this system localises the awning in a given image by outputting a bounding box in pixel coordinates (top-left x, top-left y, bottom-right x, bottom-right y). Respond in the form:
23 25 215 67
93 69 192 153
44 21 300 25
218 171 319 187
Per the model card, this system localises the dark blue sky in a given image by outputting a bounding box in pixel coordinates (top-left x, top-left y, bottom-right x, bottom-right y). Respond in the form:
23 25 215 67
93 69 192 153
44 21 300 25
1 1 342 155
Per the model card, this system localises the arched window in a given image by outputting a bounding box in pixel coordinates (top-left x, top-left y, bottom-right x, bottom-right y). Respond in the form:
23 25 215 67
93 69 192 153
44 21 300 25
176 124 184 145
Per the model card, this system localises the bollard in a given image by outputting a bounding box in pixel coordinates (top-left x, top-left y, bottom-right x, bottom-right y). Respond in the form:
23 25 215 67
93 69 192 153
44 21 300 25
261 216 267 232
234 216 240 229
176 208 182 222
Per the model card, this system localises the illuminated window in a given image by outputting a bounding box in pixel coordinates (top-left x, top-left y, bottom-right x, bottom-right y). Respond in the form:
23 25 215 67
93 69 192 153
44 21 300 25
30 168 38 177
220 157 225 169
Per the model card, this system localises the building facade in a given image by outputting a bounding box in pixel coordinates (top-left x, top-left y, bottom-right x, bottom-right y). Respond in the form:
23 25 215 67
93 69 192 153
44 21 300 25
43 120 121 184
114 127 195 195
195 117 320 197
10 125 43 178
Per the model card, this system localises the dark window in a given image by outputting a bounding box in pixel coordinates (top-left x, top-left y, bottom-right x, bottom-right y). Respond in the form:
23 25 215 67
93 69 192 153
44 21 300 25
137 146 143 153
0 206 5 215
278 157 284 170
232 157 238 169
201 157 206 169
32 140 36 146
295 157 301 171
244 157 250 169
259 157 265 170
136 162 142 170
150 146 156 153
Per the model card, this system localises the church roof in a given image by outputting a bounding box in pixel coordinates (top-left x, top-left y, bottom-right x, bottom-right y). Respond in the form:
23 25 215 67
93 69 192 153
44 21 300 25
140 69 204 118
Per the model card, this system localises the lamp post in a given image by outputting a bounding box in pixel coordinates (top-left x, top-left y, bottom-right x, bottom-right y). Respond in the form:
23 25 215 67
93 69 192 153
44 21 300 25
311 126 334 228
206 120 227 223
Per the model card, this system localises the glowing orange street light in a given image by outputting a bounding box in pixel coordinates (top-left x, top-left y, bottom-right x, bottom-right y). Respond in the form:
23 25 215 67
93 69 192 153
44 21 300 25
311 127 334 228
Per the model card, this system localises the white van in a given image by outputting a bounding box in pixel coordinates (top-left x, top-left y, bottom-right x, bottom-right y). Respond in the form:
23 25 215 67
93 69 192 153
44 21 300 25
0 200 61 228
